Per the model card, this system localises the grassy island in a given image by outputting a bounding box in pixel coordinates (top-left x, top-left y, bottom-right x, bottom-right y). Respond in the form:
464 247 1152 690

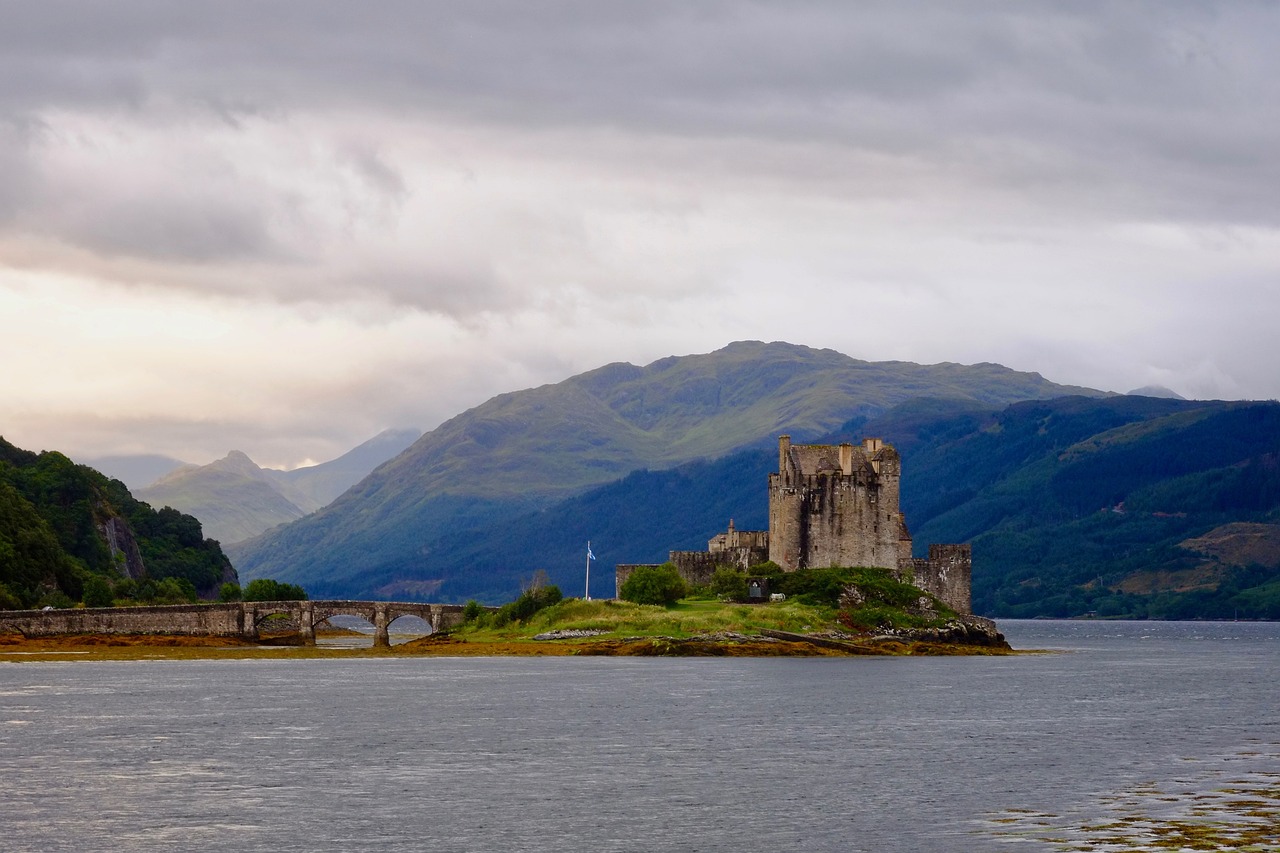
0 568 1012 660
420 577 1011 657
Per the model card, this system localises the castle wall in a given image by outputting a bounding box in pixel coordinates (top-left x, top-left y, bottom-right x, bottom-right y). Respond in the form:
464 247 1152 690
768 437 902 572
768 472 805 569
900 544 972 615
614 564 651 598
669 551 724 588
616 542 768 597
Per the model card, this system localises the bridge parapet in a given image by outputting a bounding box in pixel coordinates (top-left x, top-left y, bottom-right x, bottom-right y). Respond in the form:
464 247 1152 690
0 602 247 639
0 600 488 646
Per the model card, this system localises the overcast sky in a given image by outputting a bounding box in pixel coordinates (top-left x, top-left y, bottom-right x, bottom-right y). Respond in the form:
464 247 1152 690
2 1 1277 468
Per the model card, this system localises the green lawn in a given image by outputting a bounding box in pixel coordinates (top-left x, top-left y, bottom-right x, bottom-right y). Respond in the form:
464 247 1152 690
452 596 839 642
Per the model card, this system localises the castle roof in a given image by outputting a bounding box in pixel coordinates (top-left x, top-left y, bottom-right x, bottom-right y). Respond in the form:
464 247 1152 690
787 444 873 477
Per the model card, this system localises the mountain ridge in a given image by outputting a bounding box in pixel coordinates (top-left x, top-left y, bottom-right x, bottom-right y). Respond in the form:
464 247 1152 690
230 341 1108 596
311 395 1280 619
138 428 421 545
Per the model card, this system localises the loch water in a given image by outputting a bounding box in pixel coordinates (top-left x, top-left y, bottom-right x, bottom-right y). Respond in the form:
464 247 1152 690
1 620 1278 853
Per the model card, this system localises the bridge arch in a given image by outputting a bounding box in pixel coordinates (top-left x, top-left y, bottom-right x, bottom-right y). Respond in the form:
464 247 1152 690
296 601 469 647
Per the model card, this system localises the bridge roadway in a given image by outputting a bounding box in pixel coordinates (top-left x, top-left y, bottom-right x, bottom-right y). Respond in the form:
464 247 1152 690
0 600 480 648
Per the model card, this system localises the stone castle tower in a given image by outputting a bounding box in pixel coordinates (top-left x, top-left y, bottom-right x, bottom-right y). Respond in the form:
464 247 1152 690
768 435 908 571
617 434 972 614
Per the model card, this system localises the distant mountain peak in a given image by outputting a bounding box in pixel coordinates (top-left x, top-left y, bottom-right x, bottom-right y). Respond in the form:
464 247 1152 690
214 450 262 474
1127 385 1186 400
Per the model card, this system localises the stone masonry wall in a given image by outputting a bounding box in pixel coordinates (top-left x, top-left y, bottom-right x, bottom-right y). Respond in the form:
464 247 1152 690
616 555 718 598
768 437 903 571
901 544 972 615
0 603 247 638
0 600 472 641
616 545 770 597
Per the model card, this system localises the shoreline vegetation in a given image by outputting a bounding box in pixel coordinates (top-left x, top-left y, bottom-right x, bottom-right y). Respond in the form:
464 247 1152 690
0 596 1014 662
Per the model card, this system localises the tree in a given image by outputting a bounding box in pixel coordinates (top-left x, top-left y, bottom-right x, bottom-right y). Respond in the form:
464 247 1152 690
153 577 197 605
619 563 687 607
491 585 563 626
81 576 114 608
218 582 242 602
243 578 308 602
0 581 22 610
521 569 550 595
710 566 748 601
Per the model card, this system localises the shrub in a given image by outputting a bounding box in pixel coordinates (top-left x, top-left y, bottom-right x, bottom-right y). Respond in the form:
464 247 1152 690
619 563 687 607
218 582 242 602
709 567 748 601
492 585 563 627
36 590 75 609
112 579 138 602
749 560 785 578
243 578 308 602
81 576 114 608
0 582 24 610
462 600 484 622
152 577 198 605
771 566 932 609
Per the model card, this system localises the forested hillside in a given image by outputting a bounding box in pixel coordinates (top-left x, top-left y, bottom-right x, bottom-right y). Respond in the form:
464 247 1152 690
303 396 1280 621
0 437 235 609
231 341 1101 594
905 398 1280 618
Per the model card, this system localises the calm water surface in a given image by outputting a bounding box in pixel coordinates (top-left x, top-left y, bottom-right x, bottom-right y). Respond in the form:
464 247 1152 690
1 620 1277 852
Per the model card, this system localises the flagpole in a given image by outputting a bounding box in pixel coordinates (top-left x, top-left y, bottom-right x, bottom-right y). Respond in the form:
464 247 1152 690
585 541 592 601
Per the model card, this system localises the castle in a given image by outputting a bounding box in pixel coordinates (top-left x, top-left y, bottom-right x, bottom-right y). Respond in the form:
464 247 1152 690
616 435 972 614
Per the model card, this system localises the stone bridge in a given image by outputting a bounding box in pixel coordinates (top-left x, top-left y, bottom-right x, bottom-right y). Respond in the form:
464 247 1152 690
0 600 482 648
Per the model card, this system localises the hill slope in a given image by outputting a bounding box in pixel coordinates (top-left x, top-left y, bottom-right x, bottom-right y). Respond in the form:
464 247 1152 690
137 429 421 545
374 395 1280 619
230 341 1103 597
139 451 314 545
904 397 1280 618
1 437 235 608
275 428 421 509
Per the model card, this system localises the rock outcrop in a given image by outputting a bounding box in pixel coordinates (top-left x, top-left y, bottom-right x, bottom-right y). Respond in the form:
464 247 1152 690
97 515 147 580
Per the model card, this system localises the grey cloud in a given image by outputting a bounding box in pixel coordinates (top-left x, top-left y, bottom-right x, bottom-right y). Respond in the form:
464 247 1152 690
344 265 511 318
50 193 278 264
4 4 1274 145
3 3 1276 208
1 1 1277 311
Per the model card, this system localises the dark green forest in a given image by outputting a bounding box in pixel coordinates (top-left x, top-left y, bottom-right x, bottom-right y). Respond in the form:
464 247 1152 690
0 437 234 609
296 396 1280 620
903 398 1280 619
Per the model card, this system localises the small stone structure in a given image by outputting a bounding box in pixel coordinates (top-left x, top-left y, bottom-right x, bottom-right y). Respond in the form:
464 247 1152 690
616 518 770 595
900 544 972 618
617 435 973 615
0 600 477 648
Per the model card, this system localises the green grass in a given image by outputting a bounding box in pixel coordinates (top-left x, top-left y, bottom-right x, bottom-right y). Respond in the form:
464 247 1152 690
452 596 839 642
